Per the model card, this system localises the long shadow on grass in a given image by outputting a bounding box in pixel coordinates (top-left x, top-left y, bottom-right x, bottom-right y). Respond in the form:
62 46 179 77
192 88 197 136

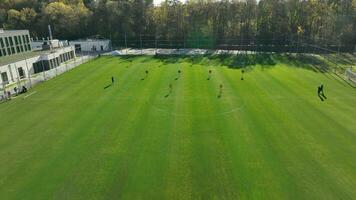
104 84 112 89
111 53 355 88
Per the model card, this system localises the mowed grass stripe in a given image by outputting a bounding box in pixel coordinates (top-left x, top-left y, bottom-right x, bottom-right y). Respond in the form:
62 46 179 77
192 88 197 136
0 58 122 150
1 58 143 199
161 61 196 200
246 66 355 199
260 67 356 198
0 57 150 199
109 61 174 199
53 57 170 199
219 67 304 199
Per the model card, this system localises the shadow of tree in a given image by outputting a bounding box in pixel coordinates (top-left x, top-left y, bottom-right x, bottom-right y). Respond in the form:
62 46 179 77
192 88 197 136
109 53 354 76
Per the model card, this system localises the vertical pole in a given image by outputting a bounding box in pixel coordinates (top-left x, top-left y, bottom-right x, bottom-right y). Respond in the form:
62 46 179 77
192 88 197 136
14 63 21 90
24 56 32 88
0 70 4 99
155 34 157 54
197 36 199 49
54 53 58 76
140 33 143 55
125 32 128 55
41 61 45 80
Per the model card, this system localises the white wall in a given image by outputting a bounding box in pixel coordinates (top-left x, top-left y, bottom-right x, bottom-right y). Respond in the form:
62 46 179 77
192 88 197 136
69 40 111 52
0 46 75 86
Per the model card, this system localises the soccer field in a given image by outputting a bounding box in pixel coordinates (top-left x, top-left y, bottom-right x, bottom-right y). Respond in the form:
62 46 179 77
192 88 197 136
0 55 355 199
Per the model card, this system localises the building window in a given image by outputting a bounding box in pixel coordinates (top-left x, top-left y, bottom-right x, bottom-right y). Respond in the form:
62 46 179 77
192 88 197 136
11 47 15 54
1 72 9 84
16 46 20 53
20 46 24 52
7 48 11 55
14 36 18 45
18 67 25 78
27 44 31 50
5 37 9 46
0 49 2 57
0 38 3 48
33 62 43 74
18 36 22 44
2 49 6 56
24 44 28 51
8 37 13 46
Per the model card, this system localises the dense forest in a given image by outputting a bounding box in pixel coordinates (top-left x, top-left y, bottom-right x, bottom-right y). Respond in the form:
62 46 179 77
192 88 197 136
1 0 355 51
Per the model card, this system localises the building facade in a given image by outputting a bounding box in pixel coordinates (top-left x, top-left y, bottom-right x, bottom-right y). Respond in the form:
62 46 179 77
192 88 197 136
0 29 31 58
0 46 76 87
69 39 111 52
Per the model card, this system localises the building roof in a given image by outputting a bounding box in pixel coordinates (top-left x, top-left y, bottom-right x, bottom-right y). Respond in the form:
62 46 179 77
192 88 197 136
69 39 110 42
0 46 74 67
0 49 61 67
0 51 43 67
0 29 29 35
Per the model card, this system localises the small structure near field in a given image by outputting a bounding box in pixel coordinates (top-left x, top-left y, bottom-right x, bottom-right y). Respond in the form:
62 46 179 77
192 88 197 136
69 38 111 53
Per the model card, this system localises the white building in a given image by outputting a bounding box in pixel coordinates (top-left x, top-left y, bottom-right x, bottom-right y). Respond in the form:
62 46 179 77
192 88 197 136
69 39 111 52
31 39 68 51
0 46 76 87
0 29 32 57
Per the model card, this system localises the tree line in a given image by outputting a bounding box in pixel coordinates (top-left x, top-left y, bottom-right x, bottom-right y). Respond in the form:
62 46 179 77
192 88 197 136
1 0 355 51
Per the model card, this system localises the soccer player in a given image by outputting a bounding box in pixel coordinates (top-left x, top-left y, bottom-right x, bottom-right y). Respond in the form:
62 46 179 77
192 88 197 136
241 69 245 80
111 76 114 84
320 84 327 99
208 70 212 80
218 84 223 98
22 86 27 93
317 85 321 96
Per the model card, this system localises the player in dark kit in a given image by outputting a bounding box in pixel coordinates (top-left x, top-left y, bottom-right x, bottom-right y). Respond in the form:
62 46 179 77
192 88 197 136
320 84 326 99
317 84 327 101
111 76 114 84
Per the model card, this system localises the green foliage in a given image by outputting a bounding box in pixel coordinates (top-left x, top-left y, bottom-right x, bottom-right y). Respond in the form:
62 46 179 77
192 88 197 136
0 0 355 49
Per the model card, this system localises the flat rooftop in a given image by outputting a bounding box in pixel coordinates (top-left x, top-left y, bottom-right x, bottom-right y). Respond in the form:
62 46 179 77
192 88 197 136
0 29 29 35
70 39 110 42
0 47 68 67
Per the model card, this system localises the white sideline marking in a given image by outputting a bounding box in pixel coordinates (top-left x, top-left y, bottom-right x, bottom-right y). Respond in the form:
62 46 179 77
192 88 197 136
23 91 37 99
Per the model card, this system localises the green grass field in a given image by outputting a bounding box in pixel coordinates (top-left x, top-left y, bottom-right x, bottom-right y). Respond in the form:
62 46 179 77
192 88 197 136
0 55 355 199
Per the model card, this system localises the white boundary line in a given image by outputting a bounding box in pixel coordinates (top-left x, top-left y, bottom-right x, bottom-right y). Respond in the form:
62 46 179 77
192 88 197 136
23 91 37 99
